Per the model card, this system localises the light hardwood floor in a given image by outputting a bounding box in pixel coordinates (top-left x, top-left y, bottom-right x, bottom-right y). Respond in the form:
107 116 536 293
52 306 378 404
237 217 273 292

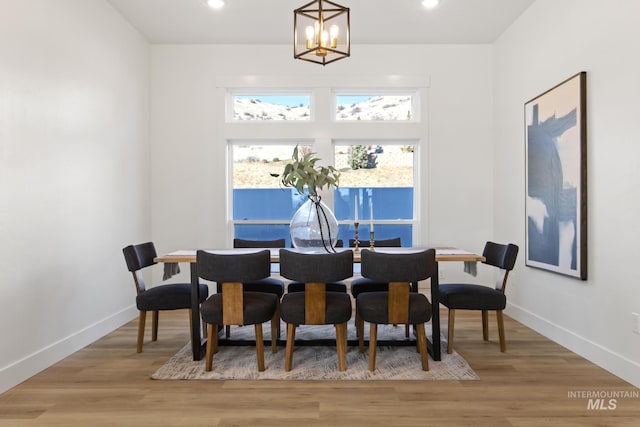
1 309 638 426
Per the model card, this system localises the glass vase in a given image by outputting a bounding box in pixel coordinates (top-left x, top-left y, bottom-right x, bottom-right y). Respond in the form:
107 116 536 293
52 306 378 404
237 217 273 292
290 195 339 253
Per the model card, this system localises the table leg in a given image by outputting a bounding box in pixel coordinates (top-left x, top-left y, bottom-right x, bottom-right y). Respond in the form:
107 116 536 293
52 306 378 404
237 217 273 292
190 262 205 361
429 268 441 361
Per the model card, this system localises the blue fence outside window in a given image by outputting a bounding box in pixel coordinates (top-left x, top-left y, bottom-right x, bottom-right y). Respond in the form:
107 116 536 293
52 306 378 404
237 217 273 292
233 187 413 247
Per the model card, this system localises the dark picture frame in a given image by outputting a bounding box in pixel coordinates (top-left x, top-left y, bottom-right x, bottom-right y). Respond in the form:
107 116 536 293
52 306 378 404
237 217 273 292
525 72 587 280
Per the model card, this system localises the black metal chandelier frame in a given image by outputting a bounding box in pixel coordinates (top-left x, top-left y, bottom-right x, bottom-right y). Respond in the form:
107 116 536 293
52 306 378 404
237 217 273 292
294 0 350 66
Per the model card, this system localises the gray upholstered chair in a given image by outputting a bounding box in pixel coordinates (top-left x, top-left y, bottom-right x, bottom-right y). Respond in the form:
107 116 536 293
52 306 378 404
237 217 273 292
226 238 285 338
357 248 436 371
278 249 354 372
438 241 519 354
122 242 209 353
197 249 279 372
349 237 405 340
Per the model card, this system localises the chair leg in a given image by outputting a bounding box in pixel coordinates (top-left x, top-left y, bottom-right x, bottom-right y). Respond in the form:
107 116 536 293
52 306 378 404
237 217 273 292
497 310 506 352
254 324 266 371
270 311 278 354
205 323 218 371
415 323 429 371
447 309 455 354
137 311 146 353
335 323 348 372
405 324 410 338
273 304 281 339
368 323 378 372
285 323 296 372
482 310 489 341
152 311 159 341
356 312 365 353
225 325 231 338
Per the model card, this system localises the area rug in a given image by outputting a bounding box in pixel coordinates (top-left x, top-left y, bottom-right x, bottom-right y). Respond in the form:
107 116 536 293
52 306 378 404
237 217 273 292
151 323 479 381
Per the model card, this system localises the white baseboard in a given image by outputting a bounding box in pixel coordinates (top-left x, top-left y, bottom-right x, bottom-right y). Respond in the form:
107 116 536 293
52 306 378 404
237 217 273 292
0 305 138 394
506 302 640 388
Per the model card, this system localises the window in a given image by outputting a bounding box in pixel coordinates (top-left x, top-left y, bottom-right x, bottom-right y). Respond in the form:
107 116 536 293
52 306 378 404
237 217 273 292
232 94 311 121
333 143 415 246
335 93 415 121
226 86 423 247
232 143 312 246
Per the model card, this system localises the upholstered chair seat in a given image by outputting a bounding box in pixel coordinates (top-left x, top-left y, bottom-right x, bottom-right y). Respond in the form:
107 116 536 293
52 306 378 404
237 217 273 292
280 291 352 325
201 291 279 326
136 283 208 312
357 292 431 325
438 283 507 311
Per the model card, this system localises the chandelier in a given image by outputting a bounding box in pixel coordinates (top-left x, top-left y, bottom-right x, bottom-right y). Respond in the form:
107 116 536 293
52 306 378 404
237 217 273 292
294 0 350 66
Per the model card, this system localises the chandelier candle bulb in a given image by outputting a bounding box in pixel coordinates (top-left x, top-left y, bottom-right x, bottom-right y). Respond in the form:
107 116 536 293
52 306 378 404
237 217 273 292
305 26 314 49
330 25 339 48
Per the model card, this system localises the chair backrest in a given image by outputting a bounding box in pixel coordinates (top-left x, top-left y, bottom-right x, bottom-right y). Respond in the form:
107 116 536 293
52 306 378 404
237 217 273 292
482 241 519 293
360 248 436 283
360 248 437 324
279 249 354 284
349 237 401 248
197 250 271 283
196 249 271 325
122 242 158 295
279 249 354 324
233 238 286 248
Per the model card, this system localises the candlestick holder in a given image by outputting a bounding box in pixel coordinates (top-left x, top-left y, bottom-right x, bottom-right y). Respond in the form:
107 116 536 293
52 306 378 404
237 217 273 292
369 230 375 251
353 222 360 253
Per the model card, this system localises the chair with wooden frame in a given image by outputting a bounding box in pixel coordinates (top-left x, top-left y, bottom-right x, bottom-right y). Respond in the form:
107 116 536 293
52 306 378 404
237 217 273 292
122 242 209 353
349 237 406 340
438 241 519 354
357 248 436 371
225 238 286 338
278 249 354 372
197 249 279 372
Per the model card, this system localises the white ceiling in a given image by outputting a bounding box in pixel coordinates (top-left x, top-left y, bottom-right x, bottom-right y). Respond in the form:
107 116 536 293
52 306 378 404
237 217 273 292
106 0 535 45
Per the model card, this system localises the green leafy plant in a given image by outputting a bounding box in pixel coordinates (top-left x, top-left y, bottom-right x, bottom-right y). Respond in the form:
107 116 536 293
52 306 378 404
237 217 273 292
272 145 340 196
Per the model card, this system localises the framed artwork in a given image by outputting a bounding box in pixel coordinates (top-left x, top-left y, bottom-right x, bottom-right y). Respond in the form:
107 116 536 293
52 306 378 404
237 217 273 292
525 72 587 279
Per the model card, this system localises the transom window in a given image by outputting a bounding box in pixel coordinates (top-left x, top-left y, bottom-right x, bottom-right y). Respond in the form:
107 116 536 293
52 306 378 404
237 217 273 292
335 93 415 121
231 94 311 121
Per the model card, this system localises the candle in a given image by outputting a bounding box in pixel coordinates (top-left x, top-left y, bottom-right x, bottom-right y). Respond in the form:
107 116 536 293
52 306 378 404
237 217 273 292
369 200 374 232
354 195 359 222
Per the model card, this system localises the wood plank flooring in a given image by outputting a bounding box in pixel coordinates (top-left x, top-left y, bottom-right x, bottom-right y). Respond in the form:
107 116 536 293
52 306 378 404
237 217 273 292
1 309 638 426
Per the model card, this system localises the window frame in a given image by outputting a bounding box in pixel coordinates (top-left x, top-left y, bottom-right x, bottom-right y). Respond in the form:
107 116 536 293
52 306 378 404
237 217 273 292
221 83 428 247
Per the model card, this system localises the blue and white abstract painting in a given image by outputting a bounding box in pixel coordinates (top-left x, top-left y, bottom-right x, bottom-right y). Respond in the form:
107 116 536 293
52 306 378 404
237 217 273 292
525 72 587 279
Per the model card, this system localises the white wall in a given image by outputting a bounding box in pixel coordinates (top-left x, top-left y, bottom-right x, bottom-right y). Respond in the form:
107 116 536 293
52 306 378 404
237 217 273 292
150 44 496 284
494 0 640 387
0 0 150 393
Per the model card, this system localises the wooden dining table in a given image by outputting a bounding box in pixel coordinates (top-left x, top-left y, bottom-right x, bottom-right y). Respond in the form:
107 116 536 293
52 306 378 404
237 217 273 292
154 247 485 362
